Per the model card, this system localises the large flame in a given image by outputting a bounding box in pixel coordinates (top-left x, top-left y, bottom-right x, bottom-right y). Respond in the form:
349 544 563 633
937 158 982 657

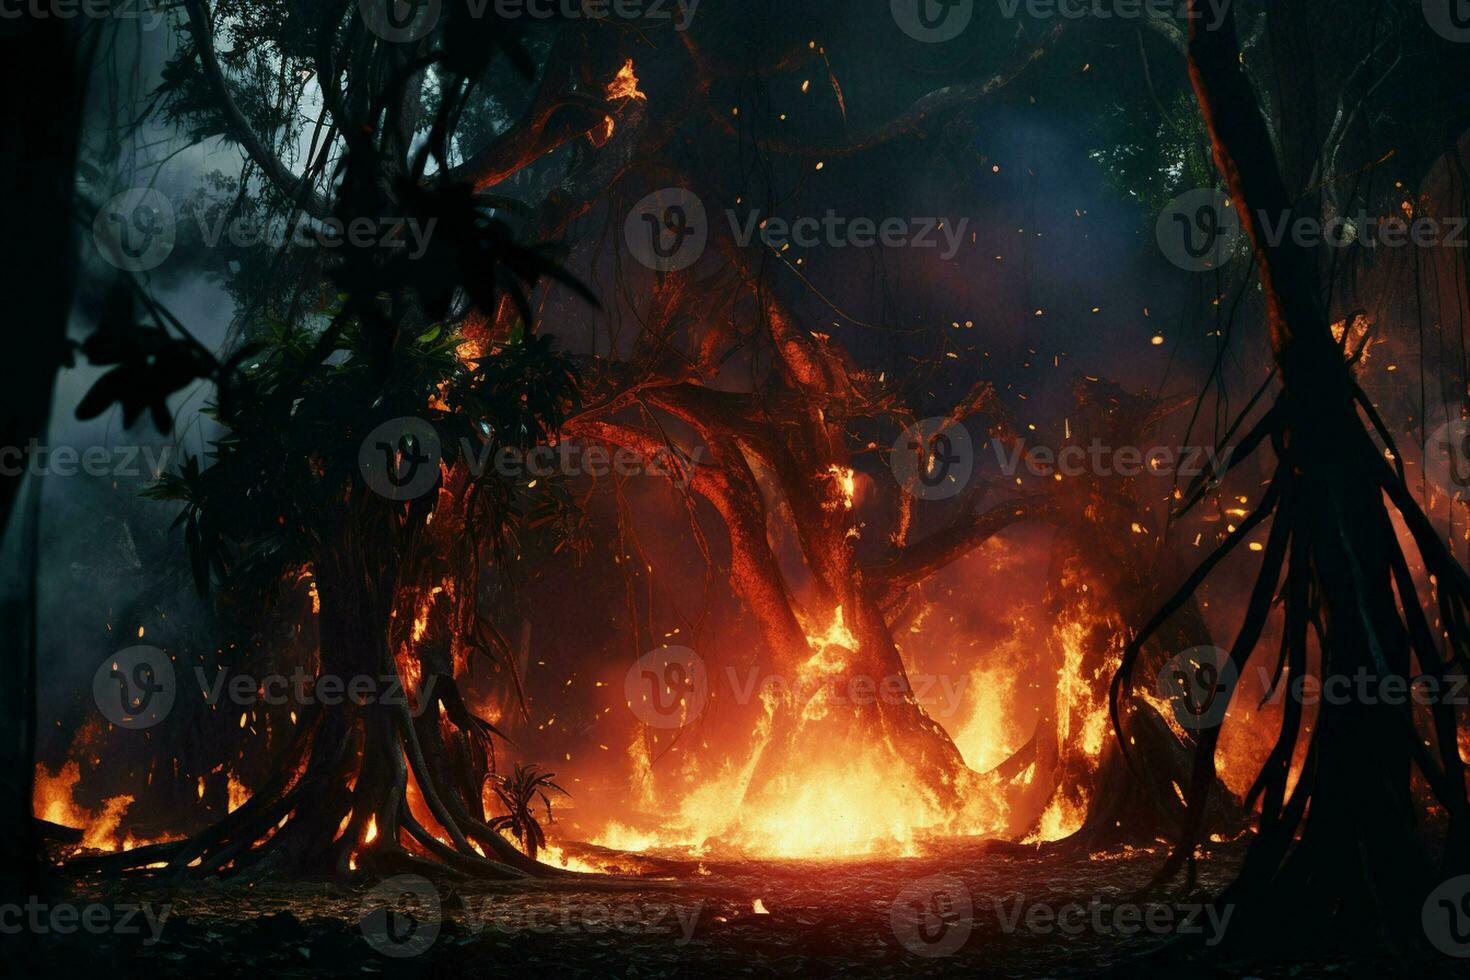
591 606 1012 860
35 761 135 851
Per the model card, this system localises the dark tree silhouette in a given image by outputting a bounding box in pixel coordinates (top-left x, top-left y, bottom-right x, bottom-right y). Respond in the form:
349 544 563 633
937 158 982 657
0 4 87 944
1115 0 1470 954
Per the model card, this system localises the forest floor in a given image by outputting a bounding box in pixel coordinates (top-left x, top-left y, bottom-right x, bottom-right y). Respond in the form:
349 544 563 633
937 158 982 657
9 837 1464 978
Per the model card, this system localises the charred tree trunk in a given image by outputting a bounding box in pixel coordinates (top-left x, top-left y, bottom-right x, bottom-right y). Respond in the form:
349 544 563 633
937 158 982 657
1191 3 1427 946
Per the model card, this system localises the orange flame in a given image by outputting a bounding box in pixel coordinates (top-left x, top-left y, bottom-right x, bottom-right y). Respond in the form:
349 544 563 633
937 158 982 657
34 761 135 852
596 60 647 144
593 606 1011 859
606 59 646 103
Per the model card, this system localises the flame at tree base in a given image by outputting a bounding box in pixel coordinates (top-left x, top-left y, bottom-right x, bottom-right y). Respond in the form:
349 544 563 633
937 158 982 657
595 609 1013 860
598 720 1012 861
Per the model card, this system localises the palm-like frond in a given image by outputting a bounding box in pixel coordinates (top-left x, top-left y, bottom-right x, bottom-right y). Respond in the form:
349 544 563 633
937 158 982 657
488 763 567 859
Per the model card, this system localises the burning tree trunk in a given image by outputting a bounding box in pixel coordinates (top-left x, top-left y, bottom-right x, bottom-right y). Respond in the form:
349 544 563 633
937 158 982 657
1113 0 1470 953
981 379 1242 850
566 276 1018 850
567 252 1240 853
565 237 1251 855
405 7 1077 856
74 487 560 882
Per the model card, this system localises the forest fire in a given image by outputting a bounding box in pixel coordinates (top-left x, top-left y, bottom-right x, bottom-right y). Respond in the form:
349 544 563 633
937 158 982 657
9 1 1470 976
576 597 1147 860
729 611 992 857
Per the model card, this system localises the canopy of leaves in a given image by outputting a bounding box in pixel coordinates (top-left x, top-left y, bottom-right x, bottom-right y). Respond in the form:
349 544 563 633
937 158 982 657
145 312 580 597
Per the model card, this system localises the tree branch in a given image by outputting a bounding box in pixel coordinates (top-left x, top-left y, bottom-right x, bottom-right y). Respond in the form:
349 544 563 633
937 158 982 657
706 20 1068 158
182 0 332 219
870 493 1056 605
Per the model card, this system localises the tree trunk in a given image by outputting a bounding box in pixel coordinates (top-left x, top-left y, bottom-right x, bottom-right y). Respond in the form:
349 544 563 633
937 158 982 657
1177 0 1449 950
0 8 84 961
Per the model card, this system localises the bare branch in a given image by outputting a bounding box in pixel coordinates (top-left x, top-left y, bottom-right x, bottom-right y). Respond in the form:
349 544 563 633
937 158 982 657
706 21 1069 159
870 493 1057 604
